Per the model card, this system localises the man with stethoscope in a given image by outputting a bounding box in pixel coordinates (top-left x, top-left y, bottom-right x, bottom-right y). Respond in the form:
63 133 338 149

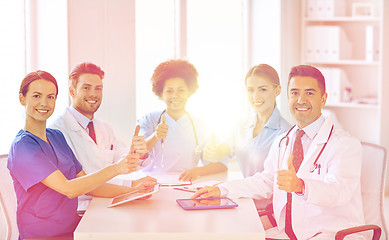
193 65 365 239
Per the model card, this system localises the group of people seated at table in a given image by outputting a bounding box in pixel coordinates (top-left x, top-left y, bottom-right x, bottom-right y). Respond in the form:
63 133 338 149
8 59 366 239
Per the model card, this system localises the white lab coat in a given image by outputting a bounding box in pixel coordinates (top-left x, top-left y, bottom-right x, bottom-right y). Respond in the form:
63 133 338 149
221 117 365 239
50 108 130 174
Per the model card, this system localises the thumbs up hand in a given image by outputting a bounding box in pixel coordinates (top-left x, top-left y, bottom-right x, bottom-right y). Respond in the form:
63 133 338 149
203 133 219 162
131 125 147 157
155 115 168 140
276 155 304 193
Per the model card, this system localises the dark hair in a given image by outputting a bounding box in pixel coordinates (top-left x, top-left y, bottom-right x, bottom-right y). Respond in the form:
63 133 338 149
245 64 280 86
19 71 58 96
151 59 199 98
288 65 326 95
69 62 105 87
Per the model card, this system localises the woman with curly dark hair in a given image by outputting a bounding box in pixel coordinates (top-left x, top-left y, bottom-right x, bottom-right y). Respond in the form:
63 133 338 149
137 59 227 181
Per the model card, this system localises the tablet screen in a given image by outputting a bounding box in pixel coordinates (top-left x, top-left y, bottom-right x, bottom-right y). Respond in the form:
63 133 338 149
108 184 159 207
176 197 238 210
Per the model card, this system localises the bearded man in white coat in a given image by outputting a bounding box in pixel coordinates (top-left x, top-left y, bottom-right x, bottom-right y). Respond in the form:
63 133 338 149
193 65 365 240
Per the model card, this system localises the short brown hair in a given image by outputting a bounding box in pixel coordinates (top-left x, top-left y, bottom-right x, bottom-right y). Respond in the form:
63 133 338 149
69 62 105 87
288 65 326 96
151 59 199 98
20 71 58 96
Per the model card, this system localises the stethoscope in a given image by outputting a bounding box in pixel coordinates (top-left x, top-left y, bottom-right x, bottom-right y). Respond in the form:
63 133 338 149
154 110 201 168
278 124 334 173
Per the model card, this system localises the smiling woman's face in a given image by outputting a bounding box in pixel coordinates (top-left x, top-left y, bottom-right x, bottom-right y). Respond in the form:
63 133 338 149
162 77 190 113
19 79 57 123
246 75 280 114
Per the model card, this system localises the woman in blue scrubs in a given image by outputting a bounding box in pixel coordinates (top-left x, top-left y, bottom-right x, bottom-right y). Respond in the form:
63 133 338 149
8 71 157 239
137 59 227 181
204 64 291 177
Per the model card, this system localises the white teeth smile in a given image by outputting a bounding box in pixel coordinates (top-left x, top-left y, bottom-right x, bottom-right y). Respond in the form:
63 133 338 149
87 100 97 103
254 102 263 106
36 109 49 113
296 107 309 111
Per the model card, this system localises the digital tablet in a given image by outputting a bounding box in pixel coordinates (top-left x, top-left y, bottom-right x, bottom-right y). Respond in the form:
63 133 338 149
108 184 159 208
176 197 238 210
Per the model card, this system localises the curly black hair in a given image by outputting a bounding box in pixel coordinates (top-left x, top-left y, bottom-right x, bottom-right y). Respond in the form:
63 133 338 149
151 59 199 98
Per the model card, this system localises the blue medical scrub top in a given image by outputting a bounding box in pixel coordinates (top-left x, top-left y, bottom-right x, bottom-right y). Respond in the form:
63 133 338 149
227 108 291 177
7 128 83 239
137 111 224 172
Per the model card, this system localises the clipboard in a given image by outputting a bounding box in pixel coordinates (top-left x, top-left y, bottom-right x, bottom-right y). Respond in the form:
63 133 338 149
108 184 159 208
176 197 238 210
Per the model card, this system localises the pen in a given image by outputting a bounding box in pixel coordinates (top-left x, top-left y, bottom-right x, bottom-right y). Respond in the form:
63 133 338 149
173 187 197 193
110 144 113 150
212 182 224 187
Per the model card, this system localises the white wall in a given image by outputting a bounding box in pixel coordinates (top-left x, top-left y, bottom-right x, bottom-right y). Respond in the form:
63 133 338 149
26 0 69 125
280 0 302 123
67 0 136 144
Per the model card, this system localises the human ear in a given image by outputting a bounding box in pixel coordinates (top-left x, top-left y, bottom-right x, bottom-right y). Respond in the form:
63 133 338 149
19 93 26 106
321 92 328 106
69 85 75 98
274 85 281 96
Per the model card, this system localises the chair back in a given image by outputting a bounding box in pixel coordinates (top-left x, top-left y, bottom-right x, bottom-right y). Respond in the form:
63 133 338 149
361 142 388 240
0 154 18 240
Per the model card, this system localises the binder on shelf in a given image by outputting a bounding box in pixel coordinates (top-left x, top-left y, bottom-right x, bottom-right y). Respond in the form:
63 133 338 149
365 25 380 62
306 26 352 61
328 26 352 60
307 0 317 17
366 25 374 61
316 0 325 17
306 0 346 18
318 67 351 104
322 0 346 18
306 26 317 60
